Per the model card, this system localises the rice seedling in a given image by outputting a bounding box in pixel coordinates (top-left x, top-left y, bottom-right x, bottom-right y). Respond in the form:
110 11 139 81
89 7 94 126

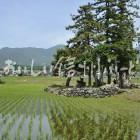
0 77 139 139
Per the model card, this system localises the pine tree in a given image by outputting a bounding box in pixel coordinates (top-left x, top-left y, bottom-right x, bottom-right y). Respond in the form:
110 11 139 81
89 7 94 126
113 0 138 87
93 0 119 84
66 3 102 86
93 0 138 87
53 0 138 88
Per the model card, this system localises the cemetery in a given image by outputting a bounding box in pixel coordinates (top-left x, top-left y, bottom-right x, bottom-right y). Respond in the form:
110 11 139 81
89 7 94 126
46 37 140 98
0 59 48 77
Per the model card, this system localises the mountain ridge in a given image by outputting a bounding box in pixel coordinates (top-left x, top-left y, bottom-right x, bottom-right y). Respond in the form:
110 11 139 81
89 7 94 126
0 44 64 67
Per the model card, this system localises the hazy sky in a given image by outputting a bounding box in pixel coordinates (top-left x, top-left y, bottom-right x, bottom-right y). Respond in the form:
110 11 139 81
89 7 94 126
0 0 140 49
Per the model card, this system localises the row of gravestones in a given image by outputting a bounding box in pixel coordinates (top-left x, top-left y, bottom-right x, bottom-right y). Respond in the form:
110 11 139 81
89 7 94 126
53 56 138 80
52 54 140 88
50 35 140 82
1 54 139 79
0 59 48 76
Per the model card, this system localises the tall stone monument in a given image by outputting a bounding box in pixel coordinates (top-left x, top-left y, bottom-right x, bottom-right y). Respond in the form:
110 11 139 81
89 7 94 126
17 66 22 75
31 59 34 75
24 66 28 75
97 56 101 80
84 61 86 77
50 65 54 75
43 65 47 75
59 63 62 77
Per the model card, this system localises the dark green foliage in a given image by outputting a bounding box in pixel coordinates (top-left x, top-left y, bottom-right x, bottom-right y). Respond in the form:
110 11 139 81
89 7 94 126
52 47 70 65
93 0 139 85
66 3 102 86
53 0 139 87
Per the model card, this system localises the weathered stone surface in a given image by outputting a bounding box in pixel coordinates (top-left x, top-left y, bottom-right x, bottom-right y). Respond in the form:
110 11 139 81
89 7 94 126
45 84 124 98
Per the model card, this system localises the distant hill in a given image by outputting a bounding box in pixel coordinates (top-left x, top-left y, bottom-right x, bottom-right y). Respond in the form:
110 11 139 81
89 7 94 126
0 45 64 67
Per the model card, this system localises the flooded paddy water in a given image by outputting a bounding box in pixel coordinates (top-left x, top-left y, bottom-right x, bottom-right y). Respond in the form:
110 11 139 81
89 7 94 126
0 96 52 140
0 95 139 140
0 113 52 140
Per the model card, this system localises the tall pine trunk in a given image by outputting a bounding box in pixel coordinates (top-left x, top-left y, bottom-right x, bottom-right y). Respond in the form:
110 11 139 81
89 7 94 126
107 66 111 84
119 71 124 88
66 77 72 87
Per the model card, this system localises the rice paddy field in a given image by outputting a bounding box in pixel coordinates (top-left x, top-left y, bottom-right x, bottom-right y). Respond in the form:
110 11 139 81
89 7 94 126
0 76 140 140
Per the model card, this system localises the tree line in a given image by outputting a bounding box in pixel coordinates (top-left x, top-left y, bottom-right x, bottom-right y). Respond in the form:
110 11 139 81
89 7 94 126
53 0 139 88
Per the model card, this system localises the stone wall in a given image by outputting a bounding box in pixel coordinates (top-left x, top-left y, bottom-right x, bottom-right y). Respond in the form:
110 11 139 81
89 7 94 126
45 84 123 98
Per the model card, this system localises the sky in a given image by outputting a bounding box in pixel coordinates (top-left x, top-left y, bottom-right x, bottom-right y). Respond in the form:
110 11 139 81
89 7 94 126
0 0 140 49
